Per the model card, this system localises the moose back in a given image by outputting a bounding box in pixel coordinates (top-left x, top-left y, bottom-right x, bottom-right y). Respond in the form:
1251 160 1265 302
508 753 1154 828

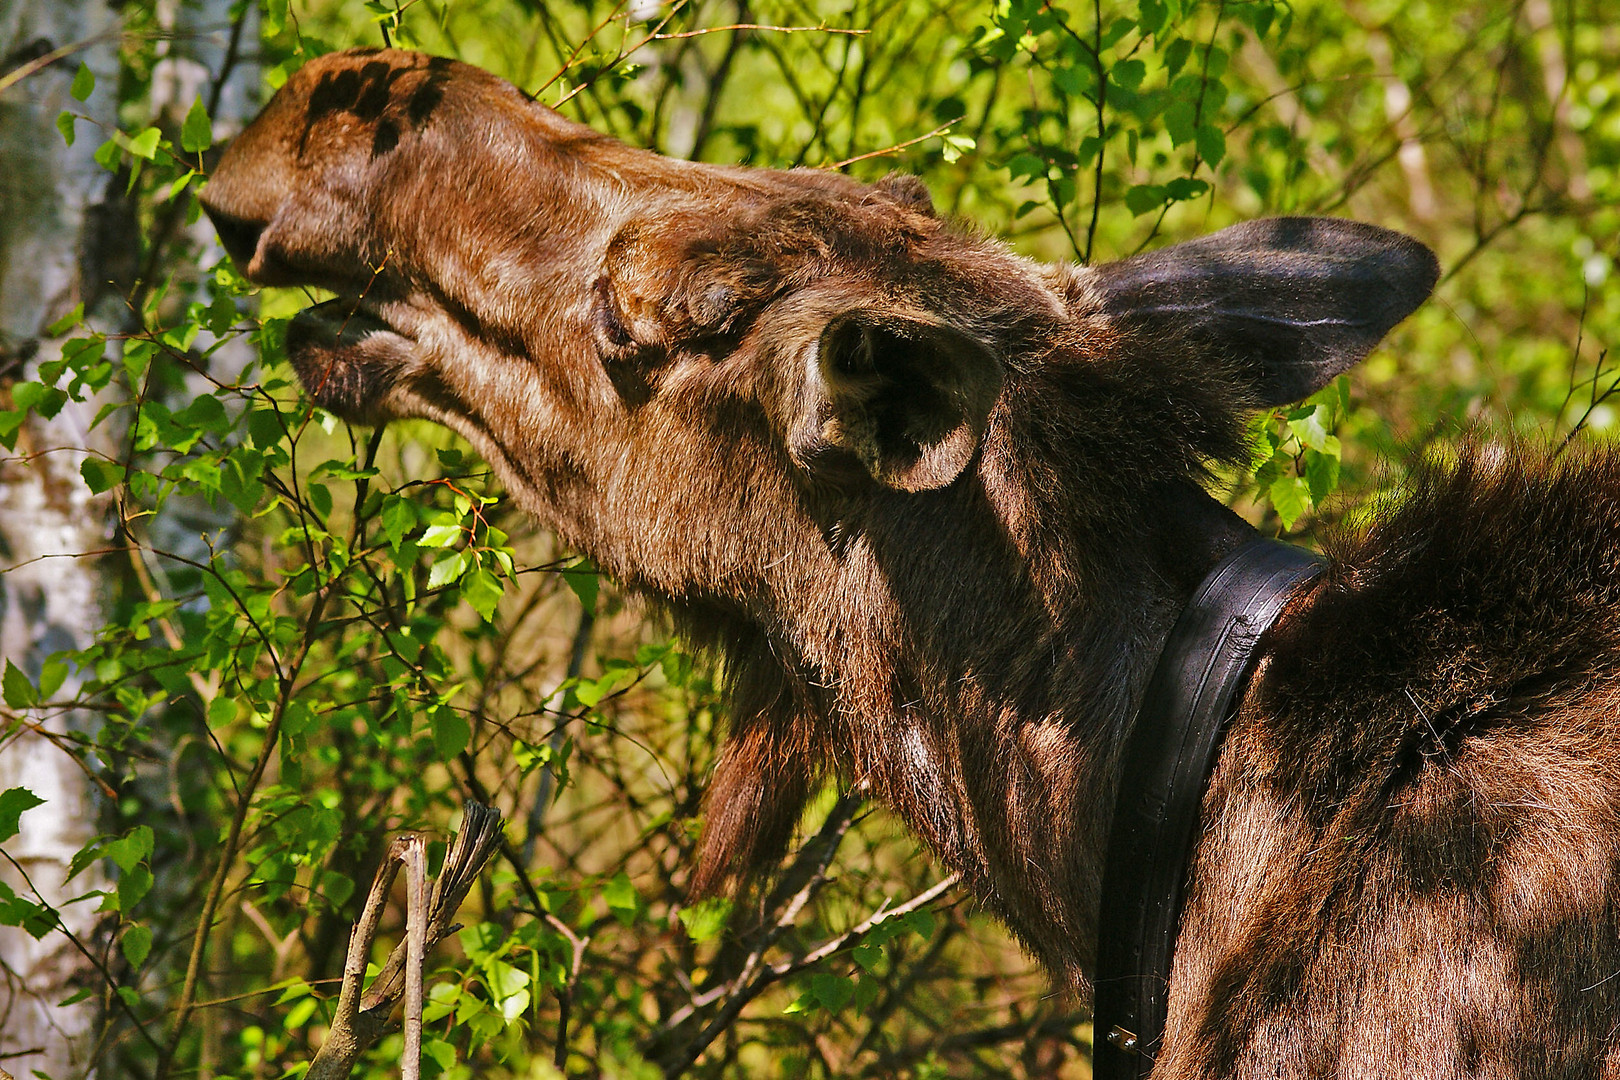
203 49 1620 1077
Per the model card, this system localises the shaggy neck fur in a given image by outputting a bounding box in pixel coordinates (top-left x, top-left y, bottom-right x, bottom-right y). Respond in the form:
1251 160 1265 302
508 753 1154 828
674 332 1263 985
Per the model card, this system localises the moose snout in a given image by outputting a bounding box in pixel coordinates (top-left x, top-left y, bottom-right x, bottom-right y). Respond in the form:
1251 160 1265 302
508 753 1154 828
203 203 267 272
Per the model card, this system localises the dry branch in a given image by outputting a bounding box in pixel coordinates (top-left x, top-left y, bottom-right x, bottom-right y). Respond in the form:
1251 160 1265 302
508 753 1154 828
307 803 504 1080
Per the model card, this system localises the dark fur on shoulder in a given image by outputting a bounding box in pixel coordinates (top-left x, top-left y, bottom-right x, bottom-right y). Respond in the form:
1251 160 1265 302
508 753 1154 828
1168 445 1620 1077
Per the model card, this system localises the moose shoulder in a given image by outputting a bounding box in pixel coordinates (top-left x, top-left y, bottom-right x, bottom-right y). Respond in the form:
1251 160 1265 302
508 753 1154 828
203 48 1620 1077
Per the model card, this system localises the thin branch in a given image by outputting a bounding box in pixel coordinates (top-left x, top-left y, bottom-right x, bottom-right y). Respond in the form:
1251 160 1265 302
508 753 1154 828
652 22 866 41
767 872 961 977
0 31 123 97
657 793 863 1075
825 119 959 170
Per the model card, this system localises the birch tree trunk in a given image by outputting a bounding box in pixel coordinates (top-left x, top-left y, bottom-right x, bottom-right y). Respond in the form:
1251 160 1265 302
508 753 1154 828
0 3 123 1077
1 0 258 1073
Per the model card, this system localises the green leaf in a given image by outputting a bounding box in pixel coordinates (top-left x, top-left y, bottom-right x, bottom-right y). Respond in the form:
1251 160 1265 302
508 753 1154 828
104 826 154 872
678 897 733 943
1164 100 1197 146
432 707 470 760
319 869 355 908
1005 152 1046 181
93 137 121 173
80 457 123 495
56 110 76 146
574 667 635 708
810 973 854 1012
1111 58 1146 90
128 127 162 161
281 699 316 737
1287 406 1337 454
122 924 153 967
285 996 318 1028
419 522 463 548
45 304 84 338
424 1039 458 1070
902 908 938 940
1138 0 1169 36
1051 64 1092 98
1124 184 1167 215
70 62 94 102
499 986 531 1021
2 661 36 709
852 974 881 1012
561 560 599 613
1304 450 1341 504
0 788 44 843
1196 123 1226 166
1248 2 1276 36
207 695 237 729
485 960 529 1007
1164 177 1210 201
117 865 154 912
852 942 883 972
463 568 503 621
264 0 289 35
1100 15 1135 48
380 494 417 549
1269 476 1309 530
274 978 316 1006
161 170 196 203
247 408 286 449
37 658 68 700
602 871 638 921
171 392 227 434
427 549 469 590
14 898 59 939
181 97 212 153
939 133 975 163
1163 36 1193 77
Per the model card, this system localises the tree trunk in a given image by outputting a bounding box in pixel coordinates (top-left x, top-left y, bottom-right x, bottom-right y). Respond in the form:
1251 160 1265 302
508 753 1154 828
0 3 123 1077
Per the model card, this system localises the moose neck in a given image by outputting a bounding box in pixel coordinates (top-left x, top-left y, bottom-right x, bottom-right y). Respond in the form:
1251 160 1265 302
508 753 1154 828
406 282 1261 986
679 422 1260 986
844 466 1256 985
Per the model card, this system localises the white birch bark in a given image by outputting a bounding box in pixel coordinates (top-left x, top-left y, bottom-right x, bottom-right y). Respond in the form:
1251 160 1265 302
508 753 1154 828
0 2 123 1077
0 1 258 1075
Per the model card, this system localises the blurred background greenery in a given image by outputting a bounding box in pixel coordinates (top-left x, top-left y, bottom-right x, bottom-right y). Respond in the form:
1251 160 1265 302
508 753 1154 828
0 0 1614 1077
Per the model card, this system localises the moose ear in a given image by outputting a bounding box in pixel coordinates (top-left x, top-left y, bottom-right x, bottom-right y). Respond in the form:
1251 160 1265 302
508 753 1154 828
789 312 1003 492
1094 217 1439 405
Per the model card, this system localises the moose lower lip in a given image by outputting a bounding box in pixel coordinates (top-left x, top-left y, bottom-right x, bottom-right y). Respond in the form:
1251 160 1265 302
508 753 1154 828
285 298 417 424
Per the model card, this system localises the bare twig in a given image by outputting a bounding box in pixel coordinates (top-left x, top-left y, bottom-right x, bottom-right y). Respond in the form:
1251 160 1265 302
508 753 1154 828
307 804 505 1080
653 791 956 1076
650 22 866 41
765 872 961 977
825 119 959 171
401 838 428 1080
0 32 123 97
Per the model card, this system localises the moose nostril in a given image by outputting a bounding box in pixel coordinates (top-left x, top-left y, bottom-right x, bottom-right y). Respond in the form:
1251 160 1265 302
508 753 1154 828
205 206 267 270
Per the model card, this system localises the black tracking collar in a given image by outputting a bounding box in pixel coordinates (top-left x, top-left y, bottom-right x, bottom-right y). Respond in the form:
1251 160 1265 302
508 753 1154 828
1093 538 1323 1079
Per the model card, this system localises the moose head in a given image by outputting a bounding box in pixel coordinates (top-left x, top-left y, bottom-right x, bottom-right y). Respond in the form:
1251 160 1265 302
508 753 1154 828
202 48 1437 986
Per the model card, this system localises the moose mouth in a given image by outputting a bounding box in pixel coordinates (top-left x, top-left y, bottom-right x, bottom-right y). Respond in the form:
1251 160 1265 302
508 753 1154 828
285 298 418 425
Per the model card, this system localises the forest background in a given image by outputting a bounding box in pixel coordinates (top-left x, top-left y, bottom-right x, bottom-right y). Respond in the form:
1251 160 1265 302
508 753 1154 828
0 0 1615 1077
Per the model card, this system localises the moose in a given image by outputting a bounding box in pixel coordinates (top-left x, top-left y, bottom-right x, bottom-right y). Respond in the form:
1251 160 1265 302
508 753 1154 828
202 48 1620 1077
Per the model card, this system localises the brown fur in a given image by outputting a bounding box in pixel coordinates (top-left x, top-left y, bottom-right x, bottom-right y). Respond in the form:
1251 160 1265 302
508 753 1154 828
202 49 1620 1075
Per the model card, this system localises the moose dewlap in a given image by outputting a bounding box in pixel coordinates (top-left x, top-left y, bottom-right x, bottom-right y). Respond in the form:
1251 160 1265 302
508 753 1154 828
204 48 1620 1078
